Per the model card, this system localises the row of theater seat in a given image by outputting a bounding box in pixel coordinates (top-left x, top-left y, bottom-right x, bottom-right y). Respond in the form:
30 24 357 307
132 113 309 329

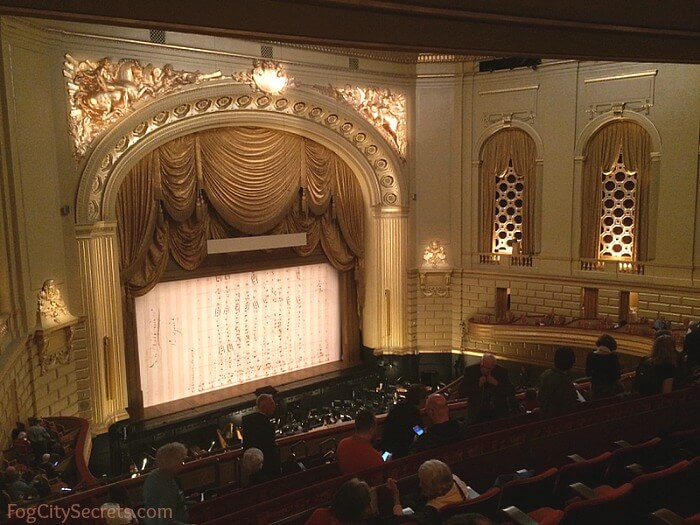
377 432 699 525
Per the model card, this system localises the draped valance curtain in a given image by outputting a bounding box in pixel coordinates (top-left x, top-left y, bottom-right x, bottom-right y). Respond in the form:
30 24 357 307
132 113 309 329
116 127 365 303
479 128 537 254
580 121 651 260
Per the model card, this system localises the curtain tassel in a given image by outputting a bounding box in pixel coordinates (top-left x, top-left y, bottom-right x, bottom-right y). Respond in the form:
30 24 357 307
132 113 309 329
195 191 205 221
300 187 308 216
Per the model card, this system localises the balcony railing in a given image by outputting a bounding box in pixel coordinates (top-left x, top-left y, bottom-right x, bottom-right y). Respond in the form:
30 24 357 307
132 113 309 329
478 252 533 267
580 258 644 275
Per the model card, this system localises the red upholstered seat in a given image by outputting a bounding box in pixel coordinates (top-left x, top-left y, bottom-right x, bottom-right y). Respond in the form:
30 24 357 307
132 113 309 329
553 451 611 502
438 486 501 520
499 467 558 513
606 437 662 484
517 483 635 525
630 460 691 516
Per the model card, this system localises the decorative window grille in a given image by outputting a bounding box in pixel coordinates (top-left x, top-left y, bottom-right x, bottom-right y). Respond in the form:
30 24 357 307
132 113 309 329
598 150 636 259
493 160 524 253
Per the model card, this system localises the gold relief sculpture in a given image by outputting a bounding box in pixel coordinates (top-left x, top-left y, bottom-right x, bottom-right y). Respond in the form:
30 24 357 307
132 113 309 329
313 84 406 159
64 54 222 158
31 280 80 374
423 241 447 268
233 60 294 96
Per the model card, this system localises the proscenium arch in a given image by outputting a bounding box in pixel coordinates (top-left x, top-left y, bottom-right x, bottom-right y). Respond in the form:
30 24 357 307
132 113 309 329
472 120 544 255
74 81 409 402
76 82 407 224
572 110 662 262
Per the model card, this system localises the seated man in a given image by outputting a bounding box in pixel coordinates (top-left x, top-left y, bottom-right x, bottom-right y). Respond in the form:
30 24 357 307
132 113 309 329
458 354 516 424
26 418 53 456
241 448 266 487
409 394 465 454
336 409 383 475
4 467 37 501
241 394 281 478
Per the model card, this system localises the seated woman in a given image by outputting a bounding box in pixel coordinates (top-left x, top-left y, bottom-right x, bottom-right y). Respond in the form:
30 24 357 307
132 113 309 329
585 334 623 399
632 334 678 395
387 459 469 525
305 478 374 525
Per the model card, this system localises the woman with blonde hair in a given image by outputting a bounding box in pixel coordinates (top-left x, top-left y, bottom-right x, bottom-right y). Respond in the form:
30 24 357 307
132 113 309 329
632 334 678 395
387 459 469 524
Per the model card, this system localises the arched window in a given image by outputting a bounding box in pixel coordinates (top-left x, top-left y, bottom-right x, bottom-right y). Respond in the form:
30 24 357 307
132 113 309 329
580 121 651 261
479 128 537 255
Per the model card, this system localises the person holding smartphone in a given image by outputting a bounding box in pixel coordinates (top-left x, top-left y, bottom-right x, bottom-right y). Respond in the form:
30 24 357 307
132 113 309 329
458 354 516 424
336 409 383 475
381 384 428 459
409 394 465 454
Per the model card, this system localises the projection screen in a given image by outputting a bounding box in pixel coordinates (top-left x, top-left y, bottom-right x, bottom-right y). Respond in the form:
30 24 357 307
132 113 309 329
135 263 341 407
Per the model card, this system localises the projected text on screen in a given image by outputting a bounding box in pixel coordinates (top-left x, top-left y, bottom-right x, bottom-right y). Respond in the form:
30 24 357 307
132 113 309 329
135 263 340 407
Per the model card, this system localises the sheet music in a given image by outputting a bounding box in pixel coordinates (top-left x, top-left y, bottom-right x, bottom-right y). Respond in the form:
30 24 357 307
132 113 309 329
135 263 341 407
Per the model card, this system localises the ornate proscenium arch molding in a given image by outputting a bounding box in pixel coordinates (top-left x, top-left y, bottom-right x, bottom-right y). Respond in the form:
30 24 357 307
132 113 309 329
76 83 405 223
75 82 409 432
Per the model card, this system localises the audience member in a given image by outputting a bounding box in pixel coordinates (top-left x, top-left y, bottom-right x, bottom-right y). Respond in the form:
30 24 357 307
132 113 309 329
337 410 383 475
443 514 495 525
585 334 623 398
39 453 58 479
4 466 37 501
143 442 190 525
520 389 539 413
304 478 374 525
387 459 469 525
381 383 427 459
242 394 281 478
458 354 516 423
409 394 465 454
241 447 266 487
632 334 678 395
683 320 700 373
101 485 138 525
26 417 53 456
538 347 577 418
31 473 51 498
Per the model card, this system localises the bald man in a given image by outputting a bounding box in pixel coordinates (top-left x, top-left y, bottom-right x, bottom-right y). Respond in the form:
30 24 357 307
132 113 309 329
458 353 516 424
409 393 465 453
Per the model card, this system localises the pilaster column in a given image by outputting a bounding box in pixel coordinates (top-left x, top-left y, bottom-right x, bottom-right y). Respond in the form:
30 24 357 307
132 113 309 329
374 206 408 353
75 221 128 434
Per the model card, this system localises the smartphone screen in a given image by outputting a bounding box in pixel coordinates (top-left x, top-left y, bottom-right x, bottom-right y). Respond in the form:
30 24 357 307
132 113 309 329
381 451 391 461
412 425 424 436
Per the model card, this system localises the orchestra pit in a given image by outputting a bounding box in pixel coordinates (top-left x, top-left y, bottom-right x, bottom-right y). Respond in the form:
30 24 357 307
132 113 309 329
0 2 698 524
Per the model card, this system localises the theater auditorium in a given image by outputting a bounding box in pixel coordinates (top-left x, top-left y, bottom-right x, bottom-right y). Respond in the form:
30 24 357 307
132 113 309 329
0 2 698 524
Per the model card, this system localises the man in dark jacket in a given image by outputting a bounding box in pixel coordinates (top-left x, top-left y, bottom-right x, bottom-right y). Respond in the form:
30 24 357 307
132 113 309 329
381 383 427 459
242 394 281 478
409 394 465 453
458 354 516 424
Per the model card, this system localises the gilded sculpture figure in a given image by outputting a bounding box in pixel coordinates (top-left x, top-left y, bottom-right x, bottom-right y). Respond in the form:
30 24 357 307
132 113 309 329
64 54 222 158
314 84 406 159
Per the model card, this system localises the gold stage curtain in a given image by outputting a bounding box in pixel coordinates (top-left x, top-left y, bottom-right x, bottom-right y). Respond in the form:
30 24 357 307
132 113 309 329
580 121 651 260
116 127 365 301
479 129 537 254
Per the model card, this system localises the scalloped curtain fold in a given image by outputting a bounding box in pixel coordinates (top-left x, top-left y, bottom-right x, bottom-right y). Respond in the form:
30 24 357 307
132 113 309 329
116 127 365 305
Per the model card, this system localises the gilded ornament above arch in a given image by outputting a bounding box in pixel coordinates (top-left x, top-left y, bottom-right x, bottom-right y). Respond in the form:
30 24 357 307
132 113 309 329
83 88 403 222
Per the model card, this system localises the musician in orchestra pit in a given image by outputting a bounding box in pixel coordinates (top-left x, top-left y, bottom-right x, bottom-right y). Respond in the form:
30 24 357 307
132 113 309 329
241 394 281 478
458 354 516 424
